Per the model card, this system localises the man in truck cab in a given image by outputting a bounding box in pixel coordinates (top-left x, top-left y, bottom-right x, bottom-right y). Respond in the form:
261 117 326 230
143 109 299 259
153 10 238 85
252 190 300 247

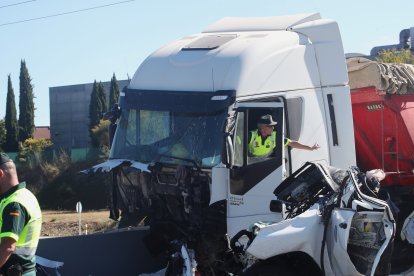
0 153 42 276
248 114 320 157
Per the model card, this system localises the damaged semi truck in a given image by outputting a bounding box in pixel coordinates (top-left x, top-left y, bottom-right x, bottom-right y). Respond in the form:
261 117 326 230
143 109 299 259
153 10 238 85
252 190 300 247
90 13 358 275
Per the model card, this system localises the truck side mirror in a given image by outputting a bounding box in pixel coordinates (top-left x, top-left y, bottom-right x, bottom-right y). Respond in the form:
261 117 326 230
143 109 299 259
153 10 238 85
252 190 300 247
270 199 290 219
103 104 121 147
269 199 283 213
103 103 121 122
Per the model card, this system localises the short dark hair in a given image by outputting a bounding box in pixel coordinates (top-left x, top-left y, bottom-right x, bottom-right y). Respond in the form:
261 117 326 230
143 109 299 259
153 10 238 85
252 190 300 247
0 153 12 166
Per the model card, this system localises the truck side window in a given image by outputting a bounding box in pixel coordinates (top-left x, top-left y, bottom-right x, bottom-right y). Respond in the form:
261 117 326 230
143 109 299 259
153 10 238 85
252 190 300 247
230 107 283 195
327 94 339 146
233 112 245 167
247 109 280 165
286 97 303 141
126 109 138 145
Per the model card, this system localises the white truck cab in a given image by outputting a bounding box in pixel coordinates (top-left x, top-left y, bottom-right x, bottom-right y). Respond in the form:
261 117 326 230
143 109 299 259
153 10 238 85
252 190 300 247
100 13 356 274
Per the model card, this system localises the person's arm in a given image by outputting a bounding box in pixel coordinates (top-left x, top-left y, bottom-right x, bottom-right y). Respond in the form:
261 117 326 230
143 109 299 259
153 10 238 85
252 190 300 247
287 140 320 151
0 237 15 267
0 202 28 268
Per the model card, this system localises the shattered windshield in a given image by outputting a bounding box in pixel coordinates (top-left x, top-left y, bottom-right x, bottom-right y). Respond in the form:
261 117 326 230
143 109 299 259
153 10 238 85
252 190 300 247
110 109 226 168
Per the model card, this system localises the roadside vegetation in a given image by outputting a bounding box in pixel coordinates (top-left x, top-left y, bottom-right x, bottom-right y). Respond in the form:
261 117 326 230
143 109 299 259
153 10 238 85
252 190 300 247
0 62 122 236
42 210 117 237
377 48 414 64
18 148 111 210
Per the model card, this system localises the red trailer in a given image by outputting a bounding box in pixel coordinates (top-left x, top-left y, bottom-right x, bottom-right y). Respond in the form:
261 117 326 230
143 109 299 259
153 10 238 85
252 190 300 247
351 88 414 187
348 58 414 195
348 57 414 273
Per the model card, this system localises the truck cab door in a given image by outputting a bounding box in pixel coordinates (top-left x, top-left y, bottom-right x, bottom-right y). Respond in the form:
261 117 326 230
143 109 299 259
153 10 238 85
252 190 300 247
226 102 285 236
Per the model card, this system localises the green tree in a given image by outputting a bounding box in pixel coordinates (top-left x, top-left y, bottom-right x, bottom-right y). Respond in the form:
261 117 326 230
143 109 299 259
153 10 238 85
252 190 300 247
0 120 6 150
4 75 19 152
89 81 105 147
98 81 107 113
91 119 110 158
109 73 120 109
91 120 110 148
377 48 414 64
18 60 35 142
87 119 110 161
89 81 101 144
18 138 53 168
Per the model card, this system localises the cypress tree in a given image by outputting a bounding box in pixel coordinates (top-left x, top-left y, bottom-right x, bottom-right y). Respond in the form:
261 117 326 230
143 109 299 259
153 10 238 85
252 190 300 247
18 60 35 142
109 73 120 108
89 81 110 147
89 81 101 130
0 120 5 150
98 81 107 113
4 75 19 151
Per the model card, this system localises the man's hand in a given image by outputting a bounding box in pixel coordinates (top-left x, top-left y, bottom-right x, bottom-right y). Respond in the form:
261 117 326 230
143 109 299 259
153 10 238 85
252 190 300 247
0 237 16 268
310 143 320 151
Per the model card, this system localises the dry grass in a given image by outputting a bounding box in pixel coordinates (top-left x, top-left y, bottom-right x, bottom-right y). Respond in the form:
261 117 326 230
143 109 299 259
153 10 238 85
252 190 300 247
41 210 117 237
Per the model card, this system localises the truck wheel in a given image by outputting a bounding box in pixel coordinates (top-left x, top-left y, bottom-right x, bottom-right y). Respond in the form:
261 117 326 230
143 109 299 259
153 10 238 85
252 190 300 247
242 262 295 276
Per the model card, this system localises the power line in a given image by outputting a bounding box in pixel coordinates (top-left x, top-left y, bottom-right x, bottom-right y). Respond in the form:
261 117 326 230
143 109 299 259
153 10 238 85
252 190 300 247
0 0 135 27
0 0 36 9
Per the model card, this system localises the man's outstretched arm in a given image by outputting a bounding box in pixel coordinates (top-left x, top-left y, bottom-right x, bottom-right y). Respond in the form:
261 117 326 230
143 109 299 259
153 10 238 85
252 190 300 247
288 140 320 151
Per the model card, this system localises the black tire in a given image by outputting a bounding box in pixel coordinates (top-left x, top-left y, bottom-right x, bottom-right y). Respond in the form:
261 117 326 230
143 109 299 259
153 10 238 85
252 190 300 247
390 239 414 274
242 262 295 276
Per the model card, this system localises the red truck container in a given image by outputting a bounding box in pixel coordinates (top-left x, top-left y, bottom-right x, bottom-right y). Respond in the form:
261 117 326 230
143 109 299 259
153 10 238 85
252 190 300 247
348 57 414 273
351 88 414 187
348 58 414 197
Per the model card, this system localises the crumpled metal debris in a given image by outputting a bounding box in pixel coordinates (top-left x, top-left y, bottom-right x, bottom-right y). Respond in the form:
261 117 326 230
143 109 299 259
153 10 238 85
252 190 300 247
80 159 150 174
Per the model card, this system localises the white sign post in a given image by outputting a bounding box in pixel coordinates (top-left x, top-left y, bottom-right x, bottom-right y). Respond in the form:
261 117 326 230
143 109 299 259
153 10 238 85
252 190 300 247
76 201 82 235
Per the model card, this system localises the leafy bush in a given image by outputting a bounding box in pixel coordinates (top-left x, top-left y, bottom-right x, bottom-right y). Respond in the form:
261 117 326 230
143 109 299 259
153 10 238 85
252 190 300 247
91 120 110 148
17 138 53 168
377 49 414 64
36 159 111 210
88 120 110 160
18 149 111 210
40 150 71 181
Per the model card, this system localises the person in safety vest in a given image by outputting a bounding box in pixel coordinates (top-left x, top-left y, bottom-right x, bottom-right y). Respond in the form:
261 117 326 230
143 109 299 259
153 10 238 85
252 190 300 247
248 114 320 157
0 153 41 276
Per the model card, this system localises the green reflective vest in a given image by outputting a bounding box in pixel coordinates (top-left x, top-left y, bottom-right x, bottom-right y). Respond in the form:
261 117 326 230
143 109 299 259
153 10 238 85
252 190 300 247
0 187 42 257
248 130 276 157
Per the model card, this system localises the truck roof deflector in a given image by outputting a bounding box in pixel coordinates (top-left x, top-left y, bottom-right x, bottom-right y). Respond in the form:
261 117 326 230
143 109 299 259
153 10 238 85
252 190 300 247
202 13 321 33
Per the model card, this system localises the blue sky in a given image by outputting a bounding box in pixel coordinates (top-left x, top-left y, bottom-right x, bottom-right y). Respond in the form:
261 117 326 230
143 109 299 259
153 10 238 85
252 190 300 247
1 0 413 126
